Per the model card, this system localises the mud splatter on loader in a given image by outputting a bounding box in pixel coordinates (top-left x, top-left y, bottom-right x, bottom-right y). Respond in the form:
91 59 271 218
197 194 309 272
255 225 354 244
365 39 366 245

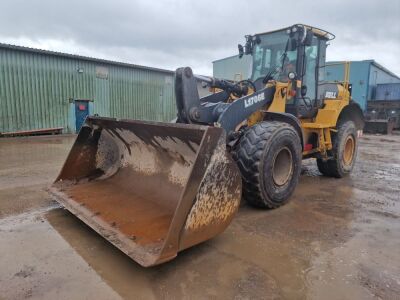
49 25 364 266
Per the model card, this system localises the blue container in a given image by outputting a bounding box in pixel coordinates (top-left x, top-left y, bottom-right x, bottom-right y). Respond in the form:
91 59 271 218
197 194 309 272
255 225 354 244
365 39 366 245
375 83 400 101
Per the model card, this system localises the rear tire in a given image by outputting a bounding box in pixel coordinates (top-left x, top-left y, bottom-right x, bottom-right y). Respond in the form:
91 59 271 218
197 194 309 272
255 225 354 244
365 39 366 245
317 121 358 178
232 121 302 208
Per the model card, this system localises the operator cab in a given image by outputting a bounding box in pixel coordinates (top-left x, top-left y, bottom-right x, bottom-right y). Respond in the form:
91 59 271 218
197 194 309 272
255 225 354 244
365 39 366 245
239 24 335 118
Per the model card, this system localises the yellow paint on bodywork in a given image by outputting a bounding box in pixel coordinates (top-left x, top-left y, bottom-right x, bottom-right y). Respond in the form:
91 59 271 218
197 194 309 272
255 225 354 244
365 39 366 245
247 110 264 127
314 86 350 126
246 82 289 126
212 75 351 160
267 81 288 113
300 83 350 158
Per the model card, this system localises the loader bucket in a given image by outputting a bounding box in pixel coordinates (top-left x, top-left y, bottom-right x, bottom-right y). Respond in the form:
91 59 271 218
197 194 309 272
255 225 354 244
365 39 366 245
49 116 241 267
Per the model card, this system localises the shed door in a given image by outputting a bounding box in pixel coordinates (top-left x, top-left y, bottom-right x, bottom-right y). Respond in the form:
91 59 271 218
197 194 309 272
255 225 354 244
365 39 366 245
75 100 89 133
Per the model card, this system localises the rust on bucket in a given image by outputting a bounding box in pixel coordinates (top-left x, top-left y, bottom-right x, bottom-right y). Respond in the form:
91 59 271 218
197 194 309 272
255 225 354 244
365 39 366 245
48 116 241 267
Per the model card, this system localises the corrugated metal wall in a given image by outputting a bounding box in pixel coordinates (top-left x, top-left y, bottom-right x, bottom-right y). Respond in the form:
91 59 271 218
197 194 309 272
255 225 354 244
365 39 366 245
368 64 400 100
325 61 370 110
213 55 252 80
0 46 176 134
326 61 400 110
375 83 400 101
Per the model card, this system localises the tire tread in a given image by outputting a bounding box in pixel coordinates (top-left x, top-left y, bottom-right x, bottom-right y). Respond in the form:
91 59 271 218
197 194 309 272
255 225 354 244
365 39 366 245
232 121 300 208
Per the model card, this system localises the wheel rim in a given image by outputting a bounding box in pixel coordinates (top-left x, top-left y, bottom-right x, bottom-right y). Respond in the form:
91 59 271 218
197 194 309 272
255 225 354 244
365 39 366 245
272 147 293 186
343 135 355 166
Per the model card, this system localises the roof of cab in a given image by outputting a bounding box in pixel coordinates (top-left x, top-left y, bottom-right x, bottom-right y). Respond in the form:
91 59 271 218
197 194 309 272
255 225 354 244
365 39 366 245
255 24 335 41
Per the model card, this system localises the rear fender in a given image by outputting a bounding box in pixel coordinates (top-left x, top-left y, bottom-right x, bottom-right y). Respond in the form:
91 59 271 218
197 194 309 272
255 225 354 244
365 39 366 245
337 100 365 130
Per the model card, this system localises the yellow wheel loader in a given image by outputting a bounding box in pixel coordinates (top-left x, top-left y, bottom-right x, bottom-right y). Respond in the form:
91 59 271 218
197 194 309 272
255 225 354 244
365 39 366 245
49 24 364 267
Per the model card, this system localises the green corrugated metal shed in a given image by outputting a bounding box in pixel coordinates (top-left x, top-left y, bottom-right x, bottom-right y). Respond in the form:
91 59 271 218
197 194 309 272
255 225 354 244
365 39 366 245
213 55 252 81
0 43 177 134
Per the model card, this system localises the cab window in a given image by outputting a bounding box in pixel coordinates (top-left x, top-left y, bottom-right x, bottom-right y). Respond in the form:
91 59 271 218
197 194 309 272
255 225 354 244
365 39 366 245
302 36 319 99
251 30 298 82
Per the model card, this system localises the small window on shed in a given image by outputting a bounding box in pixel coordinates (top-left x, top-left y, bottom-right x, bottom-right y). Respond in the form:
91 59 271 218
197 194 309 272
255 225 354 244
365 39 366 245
96 66 109 79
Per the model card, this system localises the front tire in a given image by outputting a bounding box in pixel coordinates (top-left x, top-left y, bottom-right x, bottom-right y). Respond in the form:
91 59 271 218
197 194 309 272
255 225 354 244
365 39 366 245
317 121 358 178
232 121 302 208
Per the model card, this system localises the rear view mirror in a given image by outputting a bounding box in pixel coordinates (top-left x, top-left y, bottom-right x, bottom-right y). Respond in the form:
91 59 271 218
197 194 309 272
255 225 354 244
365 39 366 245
238 44 244 58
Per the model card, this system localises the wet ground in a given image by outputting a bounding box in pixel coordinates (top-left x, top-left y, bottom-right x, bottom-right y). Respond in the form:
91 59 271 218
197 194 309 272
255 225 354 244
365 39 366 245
0 134 399 299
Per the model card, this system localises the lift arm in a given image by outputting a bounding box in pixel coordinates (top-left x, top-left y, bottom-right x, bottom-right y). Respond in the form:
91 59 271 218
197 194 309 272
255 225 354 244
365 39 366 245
175 67 275 136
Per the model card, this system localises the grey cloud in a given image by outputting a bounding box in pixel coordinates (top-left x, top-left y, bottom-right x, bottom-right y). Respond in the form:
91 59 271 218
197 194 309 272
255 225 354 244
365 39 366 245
0 0 399 75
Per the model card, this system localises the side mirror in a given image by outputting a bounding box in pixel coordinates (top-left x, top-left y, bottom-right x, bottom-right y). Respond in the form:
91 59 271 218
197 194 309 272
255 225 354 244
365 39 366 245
238 44 244 58
304 30 314 46
288 37 298 51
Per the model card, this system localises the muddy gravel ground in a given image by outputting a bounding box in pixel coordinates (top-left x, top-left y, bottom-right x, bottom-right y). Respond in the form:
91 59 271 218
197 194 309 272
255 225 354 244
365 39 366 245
0 134 399 300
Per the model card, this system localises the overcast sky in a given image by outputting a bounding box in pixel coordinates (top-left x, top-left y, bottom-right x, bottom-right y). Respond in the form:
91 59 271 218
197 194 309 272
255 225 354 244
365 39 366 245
0 0 399 76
